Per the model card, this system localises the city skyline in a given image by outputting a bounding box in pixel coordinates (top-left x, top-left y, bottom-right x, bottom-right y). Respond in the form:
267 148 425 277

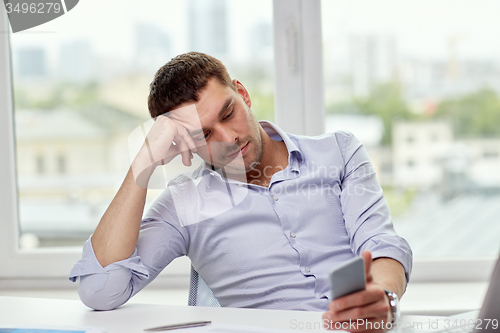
9 0 273 79
8 0 500 255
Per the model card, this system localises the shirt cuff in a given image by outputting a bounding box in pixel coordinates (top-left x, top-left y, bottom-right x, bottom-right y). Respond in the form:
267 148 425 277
365 237 413 284
68 236 150 292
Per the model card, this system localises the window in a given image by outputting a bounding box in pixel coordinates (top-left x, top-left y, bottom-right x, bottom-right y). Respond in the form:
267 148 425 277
36 155 45 174
11 0 274 249
0 0 275 280
483 151 499 159
1 0 495 283
322 0 499 280
57 154 66 174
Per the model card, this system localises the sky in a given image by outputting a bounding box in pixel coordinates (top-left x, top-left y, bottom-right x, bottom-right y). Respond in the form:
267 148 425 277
7 0 500 70
5 0 500 82
7 0 273 71
322 0 500 61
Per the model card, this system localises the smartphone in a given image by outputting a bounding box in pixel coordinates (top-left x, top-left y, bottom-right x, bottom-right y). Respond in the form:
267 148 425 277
329 256 366 300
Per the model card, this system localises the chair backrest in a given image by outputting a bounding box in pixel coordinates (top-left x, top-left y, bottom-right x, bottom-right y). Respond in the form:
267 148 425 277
188 265 221 307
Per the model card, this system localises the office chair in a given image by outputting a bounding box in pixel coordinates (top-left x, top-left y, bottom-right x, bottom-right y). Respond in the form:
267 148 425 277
188 265 221 307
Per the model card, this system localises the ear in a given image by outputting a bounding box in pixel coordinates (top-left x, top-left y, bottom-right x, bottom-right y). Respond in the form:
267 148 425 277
232 79 251 108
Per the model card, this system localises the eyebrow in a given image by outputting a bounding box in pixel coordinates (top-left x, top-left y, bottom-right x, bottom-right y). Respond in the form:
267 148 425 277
190 97 234 137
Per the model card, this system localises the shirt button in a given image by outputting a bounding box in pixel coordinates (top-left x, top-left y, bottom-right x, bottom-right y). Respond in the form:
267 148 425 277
305 267 311 273
290 232 296 238
272 195 279 201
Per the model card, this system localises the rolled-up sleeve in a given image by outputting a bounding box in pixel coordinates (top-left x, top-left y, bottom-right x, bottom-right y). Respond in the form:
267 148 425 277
338 132 413 282
69 216 187 310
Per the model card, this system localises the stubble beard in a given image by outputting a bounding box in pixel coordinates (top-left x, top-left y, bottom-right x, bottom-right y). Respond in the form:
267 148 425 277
218 130 263 178
219 121 263 179
207 109 264 180
239 112 264 175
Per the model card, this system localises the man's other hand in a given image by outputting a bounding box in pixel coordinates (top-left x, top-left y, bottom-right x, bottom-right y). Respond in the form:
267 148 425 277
322 251 392 333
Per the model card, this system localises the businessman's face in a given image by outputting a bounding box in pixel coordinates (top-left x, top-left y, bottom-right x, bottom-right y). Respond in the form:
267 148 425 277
169 78 263 177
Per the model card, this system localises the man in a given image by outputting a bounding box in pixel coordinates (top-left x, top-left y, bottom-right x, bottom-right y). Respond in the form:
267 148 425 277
70 52 412 332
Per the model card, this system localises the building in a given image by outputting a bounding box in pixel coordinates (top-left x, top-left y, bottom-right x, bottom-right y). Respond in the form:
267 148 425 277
134 23 171 74
392 120 453 190
349 35 398 97
188 0 228 58
15 105 144 244
58 40 95 82
16 47 47 77
393 120 500 192
394 192 500 257
462 138 500 188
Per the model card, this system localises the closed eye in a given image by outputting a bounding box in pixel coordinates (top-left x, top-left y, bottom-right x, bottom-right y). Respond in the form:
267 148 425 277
222 108 234 120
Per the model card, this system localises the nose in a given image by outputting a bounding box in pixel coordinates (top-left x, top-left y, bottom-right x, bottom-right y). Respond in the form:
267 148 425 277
215 124 238 144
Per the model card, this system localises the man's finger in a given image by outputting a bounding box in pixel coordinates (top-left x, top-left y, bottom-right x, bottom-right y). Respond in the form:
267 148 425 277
362 251 373 282
328 297 390 323
330 285 386 312
174 135 193 166
177 125 201 153
175 139 193 166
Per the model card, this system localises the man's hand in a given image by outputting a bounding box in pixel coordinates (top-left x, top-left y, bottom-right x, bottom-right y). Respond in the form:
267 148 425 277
131 105 203 188
322 251 393 333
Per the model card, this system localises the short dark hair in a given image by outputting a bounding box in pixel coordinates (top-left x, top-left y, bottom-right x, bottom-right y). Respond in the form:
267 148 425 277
148 52 234 118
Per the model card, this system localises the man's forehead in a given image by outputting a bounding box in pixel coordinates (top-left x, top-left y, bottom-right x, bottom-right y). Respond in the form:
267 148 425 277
195 79 234 116
171 100 234 132
166 79 235 130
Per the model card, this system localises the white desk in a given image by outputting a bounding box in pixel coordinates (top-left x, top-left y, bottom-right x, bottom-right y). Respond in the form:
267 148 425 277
0 296 324 332
0 296 440 333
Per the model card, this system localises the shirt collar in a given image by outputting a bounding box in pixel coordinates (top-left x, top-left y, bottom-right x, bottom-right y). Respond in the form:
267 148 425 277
198 120 304 188
259 120 304 164
199 162 227 189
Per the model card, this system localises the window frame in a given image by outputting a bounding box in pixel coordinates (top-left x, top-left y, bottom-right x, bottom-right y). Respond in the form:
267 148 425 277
273 0 325 136
0 1 497 284
0 5 193 282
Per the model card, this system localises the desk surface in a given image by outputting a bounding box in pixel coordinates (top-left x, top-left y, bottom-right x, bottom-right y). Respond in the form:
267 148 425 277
0 296 325 332
0 296 440 333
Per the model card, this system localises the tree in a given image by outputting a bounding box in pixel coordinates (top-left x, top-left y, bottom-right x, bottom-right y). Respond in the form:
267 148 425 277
354 82 414 146
432 88 500 138
14 81 100 110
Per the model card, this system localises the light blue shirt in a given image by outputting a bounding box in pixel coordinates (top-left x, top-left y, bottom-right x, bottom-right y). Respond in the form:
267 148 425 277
69 121 412 311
